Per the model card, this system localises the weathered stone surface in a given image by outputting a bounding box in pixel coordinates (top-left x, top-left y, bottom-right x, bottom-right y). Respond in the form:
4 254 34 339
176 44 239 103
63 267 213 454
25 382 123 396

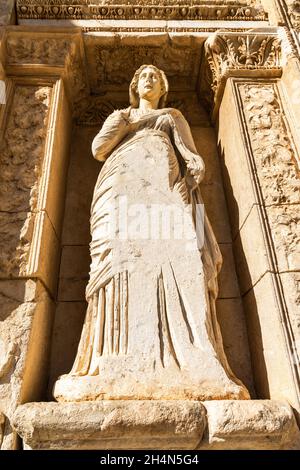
12 399 300 450
0 85 52 278
239 83 300 207
0 279 55 447
201 400 300 449
12 400 207 450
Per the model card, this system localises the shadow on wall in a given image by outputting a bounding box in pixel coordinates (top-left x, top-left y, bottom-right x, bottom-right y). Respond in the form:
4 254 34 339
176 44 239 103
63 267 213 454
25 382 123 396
217 141 270 400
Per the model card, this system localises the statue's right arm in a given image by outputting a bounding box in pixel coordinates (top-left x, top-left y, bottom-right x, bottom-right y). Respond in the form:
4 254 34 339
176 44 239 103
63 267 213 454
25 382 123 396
91 110 131 161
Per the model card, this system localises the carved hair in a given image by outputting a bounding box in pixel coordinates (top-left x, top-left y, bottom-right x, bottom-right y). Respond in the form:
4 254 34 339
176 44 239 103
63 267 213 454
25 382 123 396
129 64 169 108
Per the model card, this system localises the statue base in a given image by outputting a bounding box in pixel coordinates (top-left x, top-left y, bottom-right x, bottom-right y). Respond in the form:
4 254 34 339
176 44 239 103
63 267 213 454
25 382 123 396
12 400 300 450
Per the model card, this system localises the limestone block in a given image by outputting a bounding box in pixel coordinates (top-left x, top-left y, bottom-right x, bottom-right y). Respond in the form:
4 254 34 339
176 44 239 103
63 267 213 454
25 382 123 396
47 302 86 399
12 399 300 450
201 400 300 450
58 246 90 301
233 204 270 295
216 298 254 396
243 272 299 408
0 279 54 431
218 79 257 238
12 401 206 450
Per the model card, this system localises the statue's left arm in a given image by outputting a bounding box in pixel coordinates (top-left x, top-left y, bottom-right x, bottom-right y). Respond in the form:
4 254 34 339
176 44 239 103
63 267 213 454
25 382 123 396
169 109 205 186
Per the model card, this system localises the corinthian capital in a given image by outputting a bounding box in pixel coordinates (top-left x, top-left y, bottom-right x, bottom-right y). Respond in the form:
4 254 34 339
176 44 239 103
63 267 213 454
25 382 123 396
200 31 282 116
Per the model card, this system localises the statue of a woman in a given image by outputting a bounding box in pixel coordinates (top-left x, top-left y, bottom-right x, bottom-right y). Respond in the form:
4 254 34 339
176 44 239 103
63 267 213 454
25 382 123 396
54 65 249 401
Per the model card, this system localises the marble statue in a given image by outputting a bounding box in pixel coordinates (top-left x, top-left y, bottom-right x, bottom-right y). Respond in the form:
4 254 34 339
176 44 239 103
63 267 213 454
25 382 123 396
53 65 249 402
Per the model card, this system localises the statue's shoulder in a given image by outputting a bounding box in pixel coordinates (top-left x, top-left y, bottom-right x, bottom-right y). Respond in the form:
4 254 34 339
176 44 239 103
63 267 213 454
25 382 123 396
107 106 131 118
164 107 185 118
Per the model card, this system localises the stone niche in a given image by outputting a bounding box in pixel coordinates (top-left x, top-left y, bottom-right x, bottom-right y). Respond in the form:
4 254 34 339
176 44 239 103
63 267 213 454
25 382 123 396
1 1 300 448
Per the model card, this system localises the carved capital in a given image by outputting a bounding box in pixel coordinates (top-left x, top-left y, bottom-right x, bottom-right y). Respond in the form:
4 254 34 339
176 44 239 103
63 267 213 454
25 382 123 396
200 32 282 117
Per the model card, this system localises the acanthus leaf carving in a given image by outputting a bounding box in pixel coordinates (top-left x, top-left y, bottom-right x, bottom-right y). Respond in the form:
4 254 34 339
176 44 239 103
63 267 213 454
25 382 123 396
203 33 282 109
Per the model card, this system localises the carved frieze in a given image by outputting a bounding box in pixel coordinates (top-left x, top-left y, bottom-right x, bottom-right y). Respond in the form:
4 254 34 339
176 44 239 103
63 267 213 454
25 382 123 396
0 85 52 277
6 37 72 66
202 33 282 110
238 81 300 343
16 0 268 21
239 83 300 206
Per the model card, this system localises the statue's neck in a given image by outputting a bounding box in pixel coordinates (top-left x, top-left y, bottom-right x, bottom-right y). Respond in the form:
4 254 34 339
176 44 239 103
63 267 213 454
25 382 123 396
139 98 159 112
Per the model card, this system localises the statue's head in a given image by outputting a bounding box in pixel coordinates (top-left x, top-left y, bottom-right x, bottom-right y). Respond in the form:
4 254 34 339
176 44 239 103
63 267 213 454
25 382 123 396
129 65 169 109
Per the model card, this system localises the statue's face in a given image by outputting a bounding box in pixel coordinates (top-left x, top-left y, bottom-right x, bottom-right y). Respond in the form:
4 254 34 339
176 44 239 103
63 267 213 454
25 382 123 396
137 67 162 104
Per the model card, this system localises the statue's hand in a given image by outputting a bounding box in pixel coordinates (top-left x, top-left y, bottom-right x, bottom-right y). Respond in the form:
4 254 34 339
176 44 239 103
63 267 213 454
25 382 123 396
186 156 205 187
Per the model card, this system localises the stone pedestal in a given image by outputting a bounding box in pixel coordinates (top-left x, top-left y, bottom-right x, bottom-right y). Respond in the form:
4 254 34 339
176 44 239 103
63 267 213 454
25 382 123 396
12 400 300 450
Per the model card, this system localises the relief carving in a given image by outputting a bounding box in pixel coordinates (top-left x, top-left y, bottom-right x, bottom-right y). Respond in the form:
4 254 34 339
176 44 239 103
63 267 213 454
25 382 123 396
16 0 267 21
6 37 71 66
239 82 300 342
0 86 52 277
239 84 300 206
94 44 200 91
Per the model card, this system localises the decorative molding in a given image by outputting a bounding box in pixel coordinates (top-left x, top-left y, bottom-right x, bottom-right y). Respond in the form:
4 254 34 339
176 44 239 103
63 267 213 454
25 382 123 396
16 0 268 22
200 32 282 116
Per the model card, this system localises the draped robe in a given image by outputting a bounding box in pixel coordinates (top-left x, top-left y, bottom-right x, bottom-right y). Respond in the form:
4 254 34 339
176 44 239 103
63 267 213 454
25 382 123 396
53 107 249 401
